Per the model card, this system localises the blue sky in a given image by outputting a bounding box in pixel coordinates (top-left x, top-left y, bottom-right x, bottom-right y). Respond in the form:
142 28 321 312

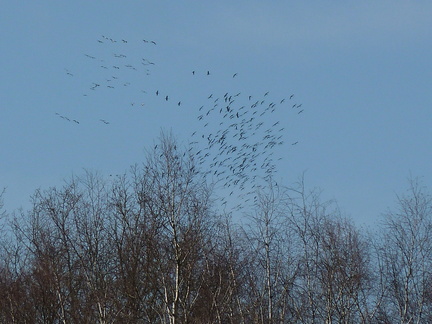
1 1 431 226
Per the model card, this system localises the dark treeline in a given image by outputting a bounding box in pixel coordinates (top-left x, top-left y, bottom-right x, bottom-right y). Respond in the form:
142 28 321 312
1 134 432 324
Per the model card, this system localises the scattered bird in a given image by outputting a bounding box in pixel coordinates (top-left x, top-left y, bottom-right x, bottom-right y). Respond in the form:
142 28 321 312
233 73 238 78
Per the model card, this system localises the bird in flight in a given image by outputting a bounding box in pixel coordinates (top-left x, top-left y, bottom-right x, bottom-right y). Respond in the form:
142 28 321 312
100 119 110 124
165 95 169 101
233 73 238 78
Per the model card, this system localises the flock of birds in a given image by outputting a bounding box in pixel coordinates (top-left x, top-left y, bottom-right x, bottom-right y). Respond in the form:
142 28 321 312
61 36 305 210
189 89 303 208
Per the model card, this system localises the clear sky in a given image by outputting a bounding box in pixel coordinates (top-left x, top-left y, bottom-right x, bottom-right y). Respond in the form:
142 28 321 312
1 1 431 226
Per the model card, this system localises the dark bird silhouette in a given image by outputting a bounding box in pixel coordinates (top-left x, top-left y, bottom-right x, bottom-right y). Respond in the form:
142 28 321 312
156 90 159 96
207 71 210 75
233 73 238 78
290 94 294 99
292 141 298 145
165 96 169 101
298 109 304 114
100 119 109 124
178 101 181 106
192 71 195 75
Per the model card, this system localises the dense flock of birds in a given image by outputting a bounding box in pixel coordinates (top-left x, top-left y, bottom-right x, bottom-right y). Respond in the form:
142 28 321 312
189 89 303 208
61 36 305 210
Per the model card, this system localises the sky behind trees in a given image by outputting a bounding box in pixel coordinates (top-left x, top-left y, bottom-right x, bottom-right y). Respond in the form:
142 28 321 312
1 1 432 225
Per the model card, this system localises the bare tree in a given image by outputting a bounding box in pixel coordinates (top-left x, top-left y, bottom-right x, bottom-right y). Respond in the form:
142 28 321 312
126 131 214 323
243 179 298 323
110 171 163 322
286 178 374 323
194 212 251 323
378 177 432 323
